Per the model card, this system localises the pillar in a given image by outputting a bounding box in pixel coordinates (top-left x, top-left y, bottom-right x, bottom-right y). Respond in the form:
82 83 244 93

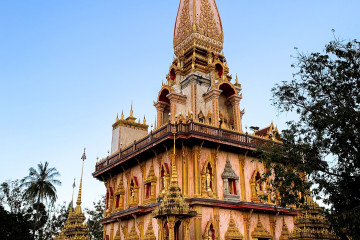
154 102 167 128
167 92 187 123
228 94 242 132
239 153 247 201
204 89 222 127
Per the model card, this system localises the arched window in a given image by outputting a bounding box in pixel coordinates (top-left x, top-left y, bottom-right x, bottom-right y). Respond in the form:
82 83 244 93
215 63 223 78
208 224 215 240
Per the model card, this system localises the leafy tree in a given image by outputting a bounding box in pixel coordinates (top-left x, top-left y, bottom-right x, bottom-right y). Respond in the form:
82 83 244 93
0 205 32 240
261 35 360 239
0 180 27 214
26 203 49 239
20 161 61 239
86 197 105 240
42 202 70 240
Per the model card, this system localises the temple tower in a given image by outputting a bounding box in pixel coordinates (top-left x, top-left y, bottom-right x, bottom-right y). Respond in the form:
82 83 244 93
93 1 339 240
155 0 244 132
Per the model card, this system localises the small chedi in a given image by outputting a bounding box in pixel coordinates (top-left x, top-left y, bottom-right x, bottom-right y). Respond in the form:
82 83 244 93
289 193 338 240
92 0 339 239
55 150 90 240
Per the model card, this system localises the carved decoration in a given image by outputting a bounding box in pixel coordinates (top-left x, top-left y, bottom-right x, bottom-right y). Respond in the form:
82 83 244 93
203 216 218 240
174 0 191 47
224 212 243 240
128 176 139 208
114 228 121 240
127 224 140 240
201 158 215 198
144 163 157 205
159 161 170 196
114 174 125 211
143 220 156 240
251 215 273 239
279 218 290 240
250 168 264 203
198 0 223 41
221 156 240 201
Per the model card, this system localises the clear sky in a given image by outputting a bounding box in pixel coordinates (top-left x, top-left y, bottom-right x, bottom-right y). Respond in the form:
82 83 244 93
0 0 359 210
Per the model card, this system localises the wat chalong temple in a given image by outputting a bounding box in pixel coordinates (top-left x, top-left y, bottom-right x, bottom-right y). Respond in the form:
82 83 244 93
92 1 339 240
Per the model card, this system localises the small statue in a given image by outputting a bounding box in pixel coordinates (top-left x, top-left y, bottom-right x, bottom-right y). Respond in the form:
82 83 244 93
130 188 135 202
206 168 212 191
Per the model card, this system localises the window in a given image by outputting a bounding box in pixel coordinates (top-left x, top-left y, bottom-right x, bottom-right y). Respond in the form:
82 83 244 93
228 179 237 195
145 183 151 199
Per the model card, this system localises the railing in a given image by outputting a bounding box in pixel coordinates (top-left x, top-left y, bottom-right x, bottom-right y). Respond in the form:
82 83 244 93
95 121 281 173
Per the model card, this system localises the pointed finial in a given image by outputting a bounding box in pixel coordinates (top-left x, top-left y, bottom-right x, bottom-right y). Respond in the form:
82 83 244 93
130 102 133 117
143 115 146 125
121 110 124 120
154 117 157 130
70 178 76 213
236 74 239 84
75 148 86 211
116 113 119 122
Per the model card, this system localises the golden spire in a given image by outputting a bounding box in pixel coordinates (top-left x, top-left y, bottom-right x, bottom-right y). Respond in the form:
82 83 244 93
70 178 75 213
171 130 178 185
174 0 224 56
55 150 89 240
130 102 133 117
75 148 86 213
121 110 124 120
116 113 119 122
153 127 197 220
143 115 146 125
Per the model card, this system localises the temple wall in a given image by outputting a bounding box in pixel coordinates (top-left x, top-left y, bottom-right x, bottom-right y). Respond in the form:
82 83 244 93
111 127 120 153
119 126 148 148
102 144 296 240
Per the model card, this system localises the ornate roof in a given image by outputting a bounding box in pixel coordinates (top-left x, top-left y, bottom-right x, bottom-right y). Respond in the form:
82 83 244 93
153 153 196 219
221 156 239 180
173 0 224 56
224 213 243 240
289 195 340 240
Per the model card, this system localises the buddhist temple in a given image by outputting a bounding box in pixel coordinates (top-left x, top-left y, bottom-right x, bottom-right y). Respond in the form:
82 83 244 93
92 0 339 239
55 150 90 240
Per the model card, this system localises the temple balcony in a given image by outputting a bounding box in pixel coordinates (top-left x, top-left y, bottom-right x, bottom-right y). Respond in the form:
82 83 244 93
93 121 282 180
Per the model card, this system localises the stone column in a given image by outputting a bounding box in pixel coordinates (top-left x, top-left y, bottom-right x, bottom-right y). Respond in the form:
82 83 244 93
190 81 197 120
243 212 250 240
168 216 176 240
203 89 222 127
239 153 247 201
228 94 242 132
167 92 187 123
154 101 168 128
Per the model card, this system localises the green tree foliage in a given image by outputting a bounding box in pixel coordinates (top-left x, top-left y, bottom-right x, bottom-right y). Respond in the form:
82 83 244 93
20 161 61 238
42 202 70 240
261 36 360 239
0 180 27 214
86 197 105 240
0 205 32 240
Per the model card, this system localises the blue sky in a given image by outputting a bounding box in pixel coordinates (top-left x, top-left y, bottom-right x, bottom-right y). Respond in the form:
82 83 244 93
1 0 359 209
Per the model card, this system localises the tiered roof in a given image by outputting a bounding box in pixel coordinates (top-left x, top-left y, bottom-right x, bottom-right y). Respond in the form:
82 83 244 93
290 195 339 240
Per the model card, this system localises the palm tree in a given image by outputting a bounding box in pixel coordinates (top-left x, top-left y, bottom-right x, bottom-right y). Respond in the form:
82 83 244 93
21 161 61 239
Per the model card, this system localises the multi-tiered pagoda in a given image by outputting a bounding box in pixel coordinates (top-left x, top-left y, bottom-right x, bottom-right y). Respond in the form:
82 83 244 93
92 1 338 239
55 151 90 240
